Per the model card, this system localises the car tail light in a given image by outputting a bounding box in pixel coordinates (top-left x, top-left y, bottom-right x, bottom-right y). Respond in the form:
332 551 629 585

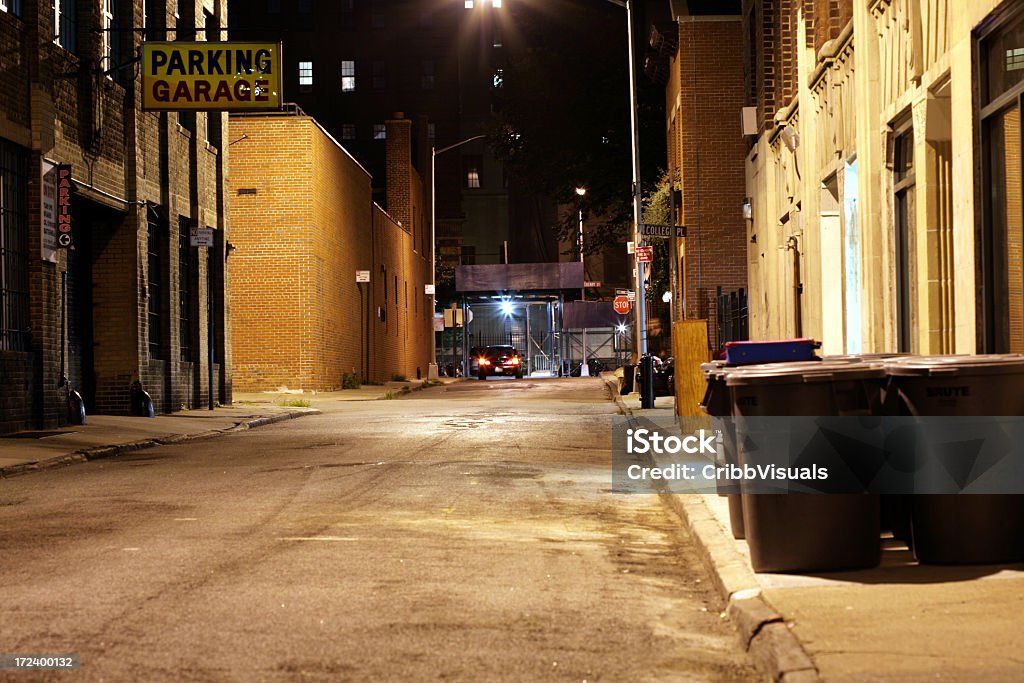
479 358 491 366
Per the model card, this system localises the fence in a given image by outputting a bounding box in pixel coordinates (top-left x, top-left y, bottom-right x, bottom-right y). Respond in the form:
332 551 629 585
716 287 748 350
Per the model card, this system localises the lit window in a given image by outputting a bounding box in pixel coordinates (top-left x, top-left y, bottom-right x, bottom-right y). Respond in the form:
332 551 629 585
298 61 313 91
1008 48 1024 72
341 60 356 92
373 124 386 140
492 0 502 7
342 124 356 140
465 155 482 188
465 1 474 8
492 68 504 88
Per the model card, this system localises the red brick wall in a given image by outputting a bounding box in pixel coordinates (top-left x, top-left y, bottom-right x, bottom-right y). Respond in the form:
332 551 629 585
675 19 749 352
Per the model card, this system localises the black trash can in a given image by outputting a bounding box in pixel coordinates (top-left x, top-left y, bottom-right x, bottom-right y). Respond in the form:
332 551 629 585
884 354 1024 564
726 361 886 573
700 361 745 539
620 364 636 395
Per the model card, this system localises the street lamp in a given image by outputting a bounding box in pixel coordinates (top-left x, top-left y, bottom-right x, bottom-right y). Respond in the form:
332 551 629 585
430 134 487 379
606 0 651 407
575 186 590 377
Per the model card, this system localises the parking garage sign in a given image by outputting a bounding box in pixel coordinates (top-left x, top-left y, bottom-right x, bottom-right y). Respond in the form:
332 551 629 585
141 42 283 111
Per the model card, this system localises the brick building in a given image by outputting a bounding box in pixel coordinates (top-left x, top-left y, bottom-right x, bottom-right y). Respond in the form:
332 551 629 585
228 112 432 390
658 1 748 353
742 0 1024 355
0 1 231 434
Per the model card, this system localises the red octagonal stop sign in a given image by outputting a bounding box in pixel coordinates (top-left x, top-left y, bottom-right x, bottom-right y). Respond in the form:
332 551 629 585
613 296 631 315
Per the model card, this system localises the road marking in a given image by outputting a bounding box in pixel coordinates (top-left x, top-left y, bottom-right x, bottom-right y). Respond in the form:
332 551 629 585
277 536 360 542
173 518 198 521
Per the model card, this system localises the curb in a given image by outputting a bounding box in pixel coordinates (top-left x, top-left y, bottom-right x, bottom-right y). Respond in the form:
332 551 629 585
0 408 320 480
601 377 820 683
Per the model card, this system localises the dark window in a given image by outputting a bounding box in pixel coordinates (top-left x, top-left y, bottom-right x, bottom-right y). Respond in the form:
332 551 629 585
372 60 386 90
893 128 915 353
147 207 166 359
268 0 281 14
1 0 23 17
370 0 384 28
178 218 196 361
981 8 1024 352
342 123 356 140
421 60 435 90
54 0 76 53
0 140 29 352
298 0 312 15
144 0 164 41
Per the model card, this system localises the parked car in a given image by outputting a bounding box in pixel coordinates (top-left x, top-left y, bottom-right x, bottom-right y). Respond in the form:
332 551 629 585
477 345 524 380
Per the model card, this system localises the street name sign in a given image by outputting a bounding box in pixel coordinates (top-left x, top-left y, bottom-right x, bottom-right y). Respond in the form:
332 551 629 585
640 223 687 238
584 281 601 288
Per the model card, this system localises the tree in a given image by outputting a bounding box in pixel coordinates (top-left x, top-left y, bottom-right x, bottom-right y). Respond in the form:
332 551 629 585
485 0 665 256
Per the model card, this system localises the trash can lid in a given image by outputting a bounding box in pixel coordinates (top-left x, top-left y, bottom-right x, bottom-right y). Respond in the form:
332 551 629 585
725 360 886 386
884 354 1024 377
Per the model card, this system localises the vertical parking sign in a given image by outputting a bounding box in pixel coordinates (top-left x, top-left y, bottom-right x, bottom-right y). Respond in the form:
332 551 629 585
55 165 74 250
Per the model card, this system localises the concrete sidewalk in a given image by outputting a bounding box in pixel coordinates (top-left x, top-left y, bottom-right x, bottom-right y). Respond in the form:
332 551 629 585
0 378 455 479
606 377 1024 682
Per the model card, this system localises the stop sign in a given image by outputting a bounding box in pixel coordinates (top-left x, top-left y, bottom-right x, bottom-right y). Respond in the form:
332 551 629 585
613 296 631 315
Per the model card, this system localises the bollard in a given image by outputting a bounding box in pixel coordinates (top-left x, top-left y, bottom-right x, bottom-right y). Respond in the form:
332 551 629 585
639 353 655 409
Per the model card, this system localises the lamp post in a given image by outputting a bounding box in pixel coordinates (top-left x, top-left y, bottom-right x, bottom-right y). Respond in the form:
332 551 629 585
430 134 487 379
575 186 589 377
606 0 651 407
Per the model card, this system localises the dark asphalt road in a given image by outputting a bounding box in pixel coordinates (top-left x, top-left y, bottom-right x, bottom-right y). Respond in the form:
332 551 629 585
0 378 759 682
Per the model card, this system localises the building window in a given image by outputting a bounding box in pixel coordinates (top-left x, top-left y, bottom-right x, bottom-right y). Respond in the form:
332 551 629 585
342 124 356 140
421 60 435 90
492 68 504 88
0 0 22 17
101 0 115 76
0 141 29 352
465 1 474 8
464 155 482 188
341 60 356 91
372 60 386 90
298 0 312 15
147 208 166 360
493 22 503 48
340 0 353 27
268 0 280 13
299 60 313 92
371 0 384 28
892 127 915 353
178 219 196 362
981 8 1024 352
427 123 436 139
373 124 386 140
54 0 76 53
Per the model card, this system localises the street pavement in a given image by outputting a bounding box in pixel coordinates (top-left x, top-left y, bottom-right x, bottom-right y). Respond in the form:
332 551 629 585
5 376 1022 681
0 377 758 682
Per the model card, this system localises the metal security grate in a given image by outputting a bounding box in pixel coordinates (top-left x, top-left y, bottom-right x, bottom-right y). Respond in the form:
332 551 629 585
0 141 29 352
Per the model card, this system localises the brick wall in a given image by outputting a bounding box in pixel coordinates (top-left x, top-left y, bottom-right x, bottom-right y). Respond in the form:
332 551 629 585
675 19 748 352
229 113 431 390
0 1 230 433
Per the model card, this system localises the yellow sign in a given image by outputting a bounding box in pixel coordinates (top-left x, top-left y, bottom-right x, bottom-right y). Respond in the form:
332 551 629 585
141 42 283 111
